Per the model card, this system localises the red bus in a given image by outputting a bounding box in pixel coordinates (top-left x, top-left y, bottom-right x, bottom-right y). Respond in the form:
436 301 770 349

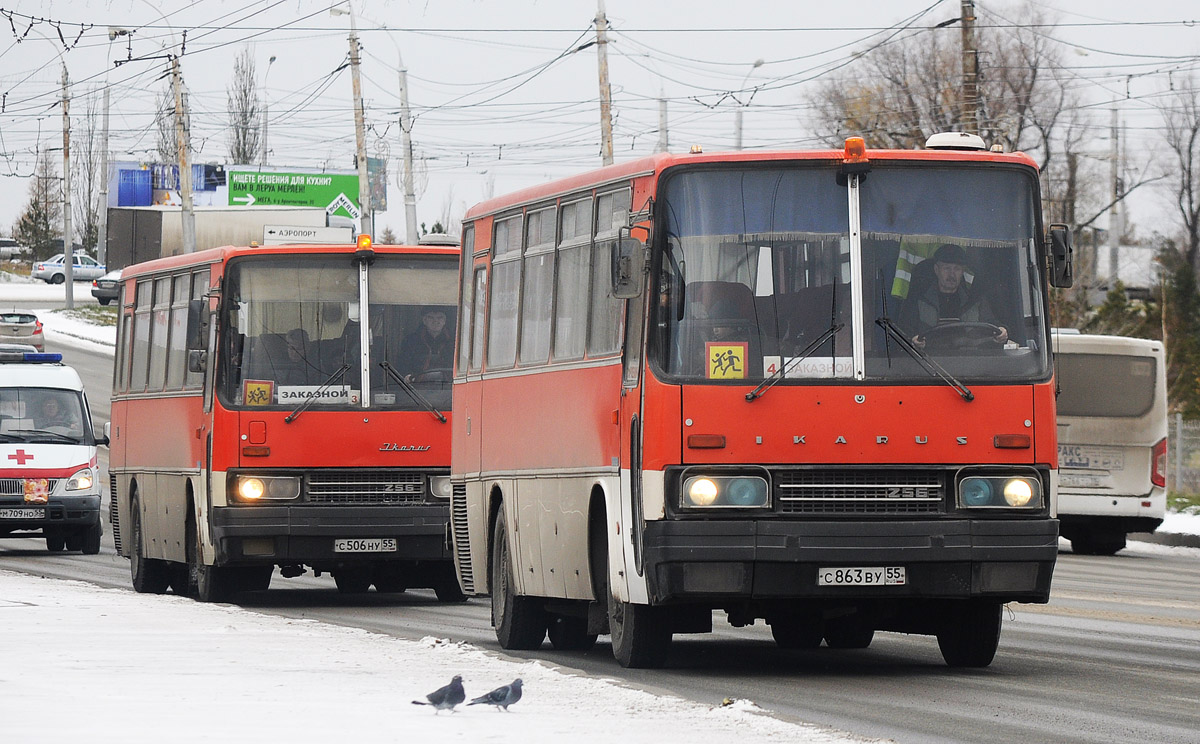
450 134 1072 668
109 237 464 602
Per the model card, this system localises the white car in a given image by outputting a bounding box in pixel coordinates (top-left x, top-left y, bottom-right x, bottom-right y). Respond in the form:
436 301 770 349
31 253 107 284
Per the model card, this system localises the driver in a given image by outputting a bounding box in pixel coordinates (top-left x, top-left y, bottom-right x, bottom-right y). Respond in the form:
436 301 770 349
400 306 453 379
34 395 83 434
899 243 1008 348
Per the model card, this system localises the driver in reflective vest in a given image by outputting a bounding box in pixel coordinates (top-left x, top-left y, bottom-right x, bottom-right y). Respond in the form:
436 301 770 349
899 243 1008 348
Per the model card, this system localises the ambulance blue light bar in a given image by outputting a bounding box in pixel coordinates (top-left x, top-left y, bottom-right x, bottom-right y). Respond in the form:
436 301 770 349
0 351 63 363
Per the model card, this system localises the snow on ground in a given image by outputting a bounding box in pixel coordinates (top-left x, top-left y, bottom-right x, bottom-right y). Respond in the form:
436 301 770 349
0 570 865 744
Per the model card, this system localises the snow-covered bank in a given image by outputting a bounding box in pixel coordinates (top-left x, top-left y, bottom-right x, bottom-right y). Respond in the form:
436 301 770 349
0 570 861 744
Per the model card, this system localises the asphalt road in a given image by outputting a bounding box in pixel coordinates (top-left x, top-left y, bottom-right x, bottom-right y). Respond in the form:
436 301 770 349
1 337 1197 743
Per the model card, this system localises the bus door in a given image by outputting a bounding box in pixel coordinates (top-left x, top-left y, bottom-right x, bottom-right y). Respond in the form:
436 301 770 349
615 289 648 602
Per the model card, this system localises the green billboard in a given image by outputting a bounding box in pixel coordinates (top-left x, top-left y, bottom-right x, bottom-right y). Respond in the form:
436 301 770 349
228 170 361 219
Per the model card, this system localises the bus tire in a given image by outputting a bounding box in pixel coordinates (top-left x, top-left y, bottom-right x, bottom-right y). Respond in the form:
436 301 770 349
593 525 670 667
81 521 102 555
937 600 1002 668
491 512 546 649
1089 532 1127 556
187 514 234 603
130 497 171 594
770 615 824 650
433 576 468 603
548 615 598 651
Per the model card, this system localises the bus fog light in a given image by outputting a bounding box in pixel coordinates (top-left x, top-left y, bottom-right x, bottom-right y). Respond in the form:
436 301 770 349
686 478 719 506
1003 479 1034 507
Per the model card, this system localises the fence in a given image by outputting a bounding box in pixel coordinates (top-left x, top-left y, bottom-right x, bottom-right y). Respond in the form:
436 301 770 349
1169 414 1200 494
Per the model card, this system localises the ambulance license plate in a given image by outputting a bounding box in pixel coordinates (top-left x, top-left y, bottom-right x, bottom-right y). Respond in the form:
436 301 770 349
0 508 45 519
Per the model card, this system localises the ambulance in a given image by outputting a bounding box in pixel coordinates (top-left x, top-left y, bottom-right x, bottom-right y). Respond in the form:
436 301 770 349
0 350 108 553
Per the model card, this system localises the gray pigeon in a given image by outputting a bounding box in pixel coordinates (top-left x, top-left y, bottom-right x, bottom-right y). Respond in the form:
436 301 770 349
412 675 466 713
468 678 523 711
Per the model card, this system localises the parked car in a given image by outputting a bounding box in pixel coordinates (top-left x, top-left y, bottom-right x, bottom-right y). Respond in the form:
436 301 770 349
0 312 44 351
91 269 122 306
31 253 106 284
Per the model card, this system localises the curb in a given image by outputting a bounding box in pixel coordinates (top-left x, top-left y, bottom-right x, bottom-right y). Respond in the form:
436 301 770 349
1129 531 1200 549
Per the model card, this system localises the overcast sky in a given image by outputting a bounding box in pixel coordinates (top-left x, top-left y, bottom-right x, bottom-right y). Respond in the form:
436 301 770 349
0 0 1197 245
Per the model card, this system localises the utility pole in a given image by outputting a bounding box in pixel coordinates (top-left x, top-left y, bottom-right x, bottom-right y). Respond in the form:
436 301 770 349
1109 106 1121 286
397 51 418 244
172 45 197 254
347 4 372 236
960 0 978 134
595 0 614 166
97 83 111 268
656 95 668 153
261 55 276 165
61 64 74 308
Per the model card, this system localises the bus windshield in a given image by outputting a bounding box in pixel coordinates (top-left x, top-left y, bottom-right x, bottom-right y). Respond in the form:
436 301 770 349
219 253 458 411
653 164 1049 384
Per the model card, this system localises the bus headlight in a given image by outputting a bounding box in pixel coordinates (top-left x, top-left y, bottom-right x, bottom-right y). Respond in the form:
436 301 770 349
65 468 94 492
231 475 300 503
958 475 1042 509
682 475 768 509
429 475 453 499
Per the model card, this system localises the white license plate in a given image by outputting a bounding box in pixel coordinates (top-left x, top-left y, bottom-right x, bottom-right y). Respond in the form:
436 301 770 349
1058 445 1124 471
334 538 397 553
817 566 906 586
0 507 45 519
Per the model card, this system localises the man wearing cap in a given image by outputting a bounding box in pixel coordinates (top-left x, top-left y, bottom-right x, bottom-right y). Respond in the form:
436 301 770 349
401 306 453 379
899 243 1008 348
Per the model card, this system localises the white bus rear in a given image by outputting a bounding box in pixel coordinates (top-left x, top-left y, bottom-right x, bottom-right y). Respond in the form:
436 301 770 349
1054 333 1167 555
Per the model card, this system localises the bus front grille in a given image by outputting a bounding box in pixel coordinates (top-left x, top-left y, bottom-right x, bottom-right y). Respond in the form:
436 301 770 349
450 483 474 593
0 478 60 497
307 471 426 505
775 470 944 515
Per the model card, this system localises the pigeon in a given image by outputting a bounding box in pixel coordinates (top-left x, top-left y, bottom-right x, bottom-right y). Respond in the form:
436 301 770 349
412 675 466 713
468 678 523 711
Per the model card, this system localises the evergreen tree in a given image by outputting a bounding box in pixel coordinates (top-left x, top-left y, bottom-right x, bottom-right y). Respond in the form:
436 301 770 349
12 153 62 261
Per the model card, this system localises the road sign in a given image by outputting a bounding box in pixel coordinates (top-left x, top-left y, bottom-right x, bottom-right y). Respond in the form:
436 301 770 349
228 171 361 219
262 225 355 246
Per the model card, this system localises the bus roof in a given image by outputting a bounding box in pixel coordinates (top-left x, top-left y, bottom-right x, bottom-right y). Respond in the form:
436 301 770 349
1053 332 1163 356
463 144 1040 221
119 242 460 281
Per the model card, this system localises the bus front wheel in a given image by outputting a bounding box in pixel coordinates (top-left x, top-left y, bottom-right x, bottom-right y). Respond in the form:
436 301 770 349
130 497 171 594
187 515 234 602
937 599 1002 668
491 511 546 649
591 519 671 668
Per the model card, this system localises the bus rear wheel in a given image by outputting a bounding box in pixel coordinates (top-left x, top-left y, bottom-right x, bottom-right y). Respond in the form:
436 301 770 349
937 600 1002 668
491 511 546 649
824 621 875 649
770 614 824 650
334 569 372 594
130 497 170 594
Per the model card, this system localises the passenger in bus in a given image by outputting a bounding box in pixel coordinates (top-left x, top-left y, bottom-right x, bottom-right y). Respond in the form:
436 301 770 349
899 243 1008 348
401 306 453 380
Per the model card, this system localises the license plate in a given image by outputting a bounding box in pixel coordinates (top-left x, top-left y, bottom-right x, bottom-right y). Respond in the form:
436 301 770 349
334 538 397 553
817 566 906 586
0 507 45 519
1058 444 1124 471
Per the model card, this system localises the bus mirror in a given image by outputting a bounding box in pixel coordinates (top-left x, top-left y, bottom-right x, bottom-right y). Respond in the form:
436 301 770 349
612 235 646 299
186 299 208 351
1049 224 1073 288
187 349 208 374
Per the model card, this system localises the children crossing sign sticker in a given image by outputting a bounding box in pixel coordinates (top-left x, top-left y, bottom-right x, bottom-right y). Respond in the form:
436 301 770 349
228 171 361 219
706 342 748 379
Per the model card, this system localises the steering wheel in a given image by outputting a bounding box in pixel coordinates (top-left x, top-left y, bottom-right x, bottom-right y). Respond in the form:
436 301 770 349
411 367 452 383
920 321 1004 351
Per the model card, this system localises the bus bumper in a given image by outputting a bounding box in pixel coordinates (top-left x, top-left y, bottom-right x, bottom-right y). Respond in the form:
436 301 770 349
641 518 1058 605
209 504 452 565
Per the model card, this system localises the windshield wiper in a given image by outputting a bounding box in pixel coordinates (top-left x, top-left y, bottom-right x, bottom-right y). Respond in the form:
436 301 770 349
745 324 844 402
20 429 81 443
378 361 447 423
284 364 350 423
875 317 973 402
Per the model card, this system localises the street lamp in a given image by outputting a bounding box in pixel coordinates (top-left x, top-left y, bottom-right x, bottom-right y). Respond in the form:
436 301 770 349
261 55 276 165
734 59 764 151
369 21 419 245
96 27 130 268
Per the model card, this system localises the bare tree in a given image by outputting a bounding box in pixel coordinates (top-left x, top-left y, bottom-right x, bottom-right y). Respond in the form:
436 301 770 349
155 84 176 164
1161 76 1200 271
72 90 102 251
226 47 261 164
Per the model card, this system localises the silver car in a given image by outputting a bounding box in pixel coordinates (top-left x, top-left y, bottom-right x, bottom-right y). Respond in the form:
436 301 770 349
0 312 44 351
31 253 106 284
